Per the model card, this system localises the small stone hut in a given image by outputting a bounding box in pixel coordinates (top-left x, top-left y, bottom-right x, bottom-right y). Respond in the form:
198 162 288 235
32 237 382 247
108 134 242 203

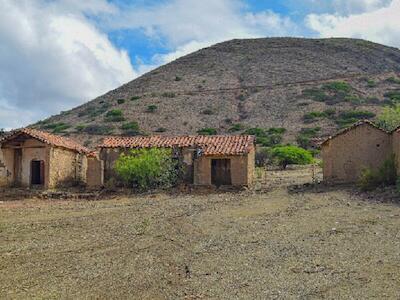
0 128 97 189
99 135 256 187
321 120 393 183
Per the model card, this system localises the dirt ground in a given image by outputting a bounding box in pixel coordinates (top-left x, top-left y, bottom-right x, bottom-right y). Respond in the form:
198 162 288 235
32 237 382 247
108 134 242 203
1 167 400 299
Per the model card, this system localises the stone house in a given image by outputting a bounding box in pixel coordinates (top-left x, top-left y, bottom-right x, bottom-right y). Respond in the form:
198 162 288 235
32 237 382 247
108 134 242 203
99 135 256 187
321 120 395 183
0 128 99 189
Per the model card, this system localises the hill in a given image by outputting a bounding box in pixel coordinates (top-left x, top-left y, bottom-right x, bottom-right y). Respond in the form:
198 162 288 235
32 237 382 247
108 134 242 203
32 37 400 147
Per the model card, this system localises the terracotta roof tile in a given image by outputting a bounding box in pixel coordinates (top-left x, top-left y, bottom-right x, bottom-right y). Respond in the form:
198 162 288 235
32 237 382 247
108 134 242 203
0 128 91 154
99 135 255 156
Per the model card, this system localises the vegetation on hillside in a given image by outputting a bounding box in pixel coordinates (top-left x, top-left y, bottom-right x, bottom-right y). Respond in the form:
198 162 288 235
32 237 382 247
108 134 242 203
31 38 400 140
377 104 400 131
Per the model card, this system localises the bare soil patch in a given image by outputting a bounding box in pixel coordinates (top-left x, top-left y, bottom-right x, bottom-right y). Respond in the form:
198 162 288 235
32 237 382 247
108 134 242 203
1 168 400 298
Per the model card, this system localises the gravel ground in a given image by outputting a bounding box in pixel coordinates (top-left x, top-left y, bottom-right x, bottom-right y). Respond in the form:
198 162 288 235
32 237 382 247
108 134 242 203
1 168 400 299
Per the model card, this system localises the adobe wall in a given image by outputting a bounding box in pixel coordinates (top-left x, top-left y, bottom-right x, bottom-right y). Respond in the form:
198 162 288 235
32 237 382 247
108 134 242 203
194 154 252 186
100 148 127 182
20 140 50 188
48 147 88 189
392 131 400 175
0 139 50 188
322 124 392 183
0 148 13 187
247 147 255 186
87 157 104 189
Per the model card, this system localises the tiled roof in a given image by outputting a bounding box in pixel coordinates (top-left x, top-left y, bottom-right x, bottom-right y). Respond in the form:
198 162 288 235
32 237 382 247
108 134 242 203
321 120 389 146
0 128 91 154
99 135 255 156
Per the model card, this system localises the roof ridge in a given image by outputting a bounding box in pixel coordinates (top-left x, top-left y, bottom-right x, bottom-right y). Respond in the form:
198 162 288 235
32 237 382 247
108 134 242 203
99 135 255 156
0 128 91 154
321 120 389 146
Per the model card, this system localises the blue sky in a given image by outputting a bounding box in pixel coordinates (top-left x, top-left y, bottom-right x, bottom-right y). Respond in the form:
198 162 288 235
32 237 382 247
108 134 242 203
0 0 399 129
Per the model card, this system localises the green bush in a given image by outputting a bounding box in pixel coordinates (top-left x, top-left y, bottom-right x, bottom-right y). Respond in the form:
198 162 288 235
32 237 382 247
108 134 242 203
271 145 313 169
202 109 214 115
83 125 113 135
244 127 266 137
358 155 397 191
117 99 125 104
303 111 326 123
197 128 217 135
296 127 321 149
44 122 71 133
367 79 377 88
174 76 182 81
387 77 400 84
105 109 125 122
131 96 141 101
162 92 176 98
302 88 330 102
384 91 400 103
244 127 285 147
114 148 178 190
121 122 140 136
377 104 400 131
229 123 245 132
322 81 352 93
147 105 158 113
267 127 286 134
336 110 375 128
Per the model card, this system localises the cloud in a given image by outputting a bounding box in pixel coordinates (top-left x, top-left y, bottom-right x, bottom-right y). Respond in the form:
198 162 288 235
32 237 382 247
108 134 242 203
109 0 298 65
286 0 392 15
0 0 301 129
0 0 135 129
306 0 400 47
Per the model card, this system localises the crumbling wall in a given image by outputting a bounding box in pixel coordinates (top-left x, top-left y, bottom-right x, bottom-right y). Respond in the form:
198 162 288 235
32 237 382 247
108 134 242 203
87 156 104 189
247 147 255 186
100 148 127 182
0 149 12 187
322 124 392 183
48 147 86 188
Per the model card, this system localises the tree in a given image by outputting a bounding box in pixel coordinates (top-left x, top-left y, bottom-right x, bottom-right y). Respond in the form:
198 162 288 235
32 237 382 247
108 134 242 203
377 104 400 131
271 145 313 169
114 148 178 190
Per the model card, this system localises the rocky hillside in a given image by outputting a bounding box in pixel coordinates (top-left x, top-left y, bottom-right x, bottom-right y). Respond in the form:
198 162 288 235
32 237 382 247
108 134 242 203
33 38 400 147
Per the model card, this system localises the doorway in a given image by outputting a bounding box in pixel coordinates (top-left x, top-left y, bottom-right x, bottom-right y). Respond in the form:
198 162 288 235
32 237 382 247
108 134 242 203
211 159 231 186
31 160 44 186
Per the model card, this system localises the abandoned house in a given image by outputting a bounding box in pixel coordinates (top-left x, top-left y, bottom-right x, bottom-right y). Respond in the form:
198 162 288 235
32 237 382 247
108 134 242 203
99 135 256 187
0 128 101 189
321 120 395 183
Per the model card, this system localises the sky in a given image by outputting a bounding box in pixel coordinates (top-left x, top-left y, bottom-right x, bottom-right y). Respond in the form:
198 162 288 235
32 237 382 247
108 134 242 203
0 0 399 129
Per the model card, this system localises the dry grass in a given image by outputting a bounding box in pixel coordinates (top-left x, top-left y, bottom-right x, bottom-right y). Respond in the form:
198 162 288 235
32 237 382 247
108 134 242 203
1 168 400 298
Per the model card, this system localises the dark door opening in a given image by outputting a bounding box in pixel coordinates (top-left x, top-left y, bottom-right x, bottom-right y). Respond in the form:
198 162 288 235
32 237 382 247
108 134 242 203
31 160 44 185
211 159 231 186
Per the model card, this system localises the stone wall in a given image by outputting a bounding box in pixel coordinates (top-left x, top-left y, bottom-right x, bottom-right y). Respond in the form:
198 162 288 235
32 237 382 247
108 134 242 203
322 124 392 183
